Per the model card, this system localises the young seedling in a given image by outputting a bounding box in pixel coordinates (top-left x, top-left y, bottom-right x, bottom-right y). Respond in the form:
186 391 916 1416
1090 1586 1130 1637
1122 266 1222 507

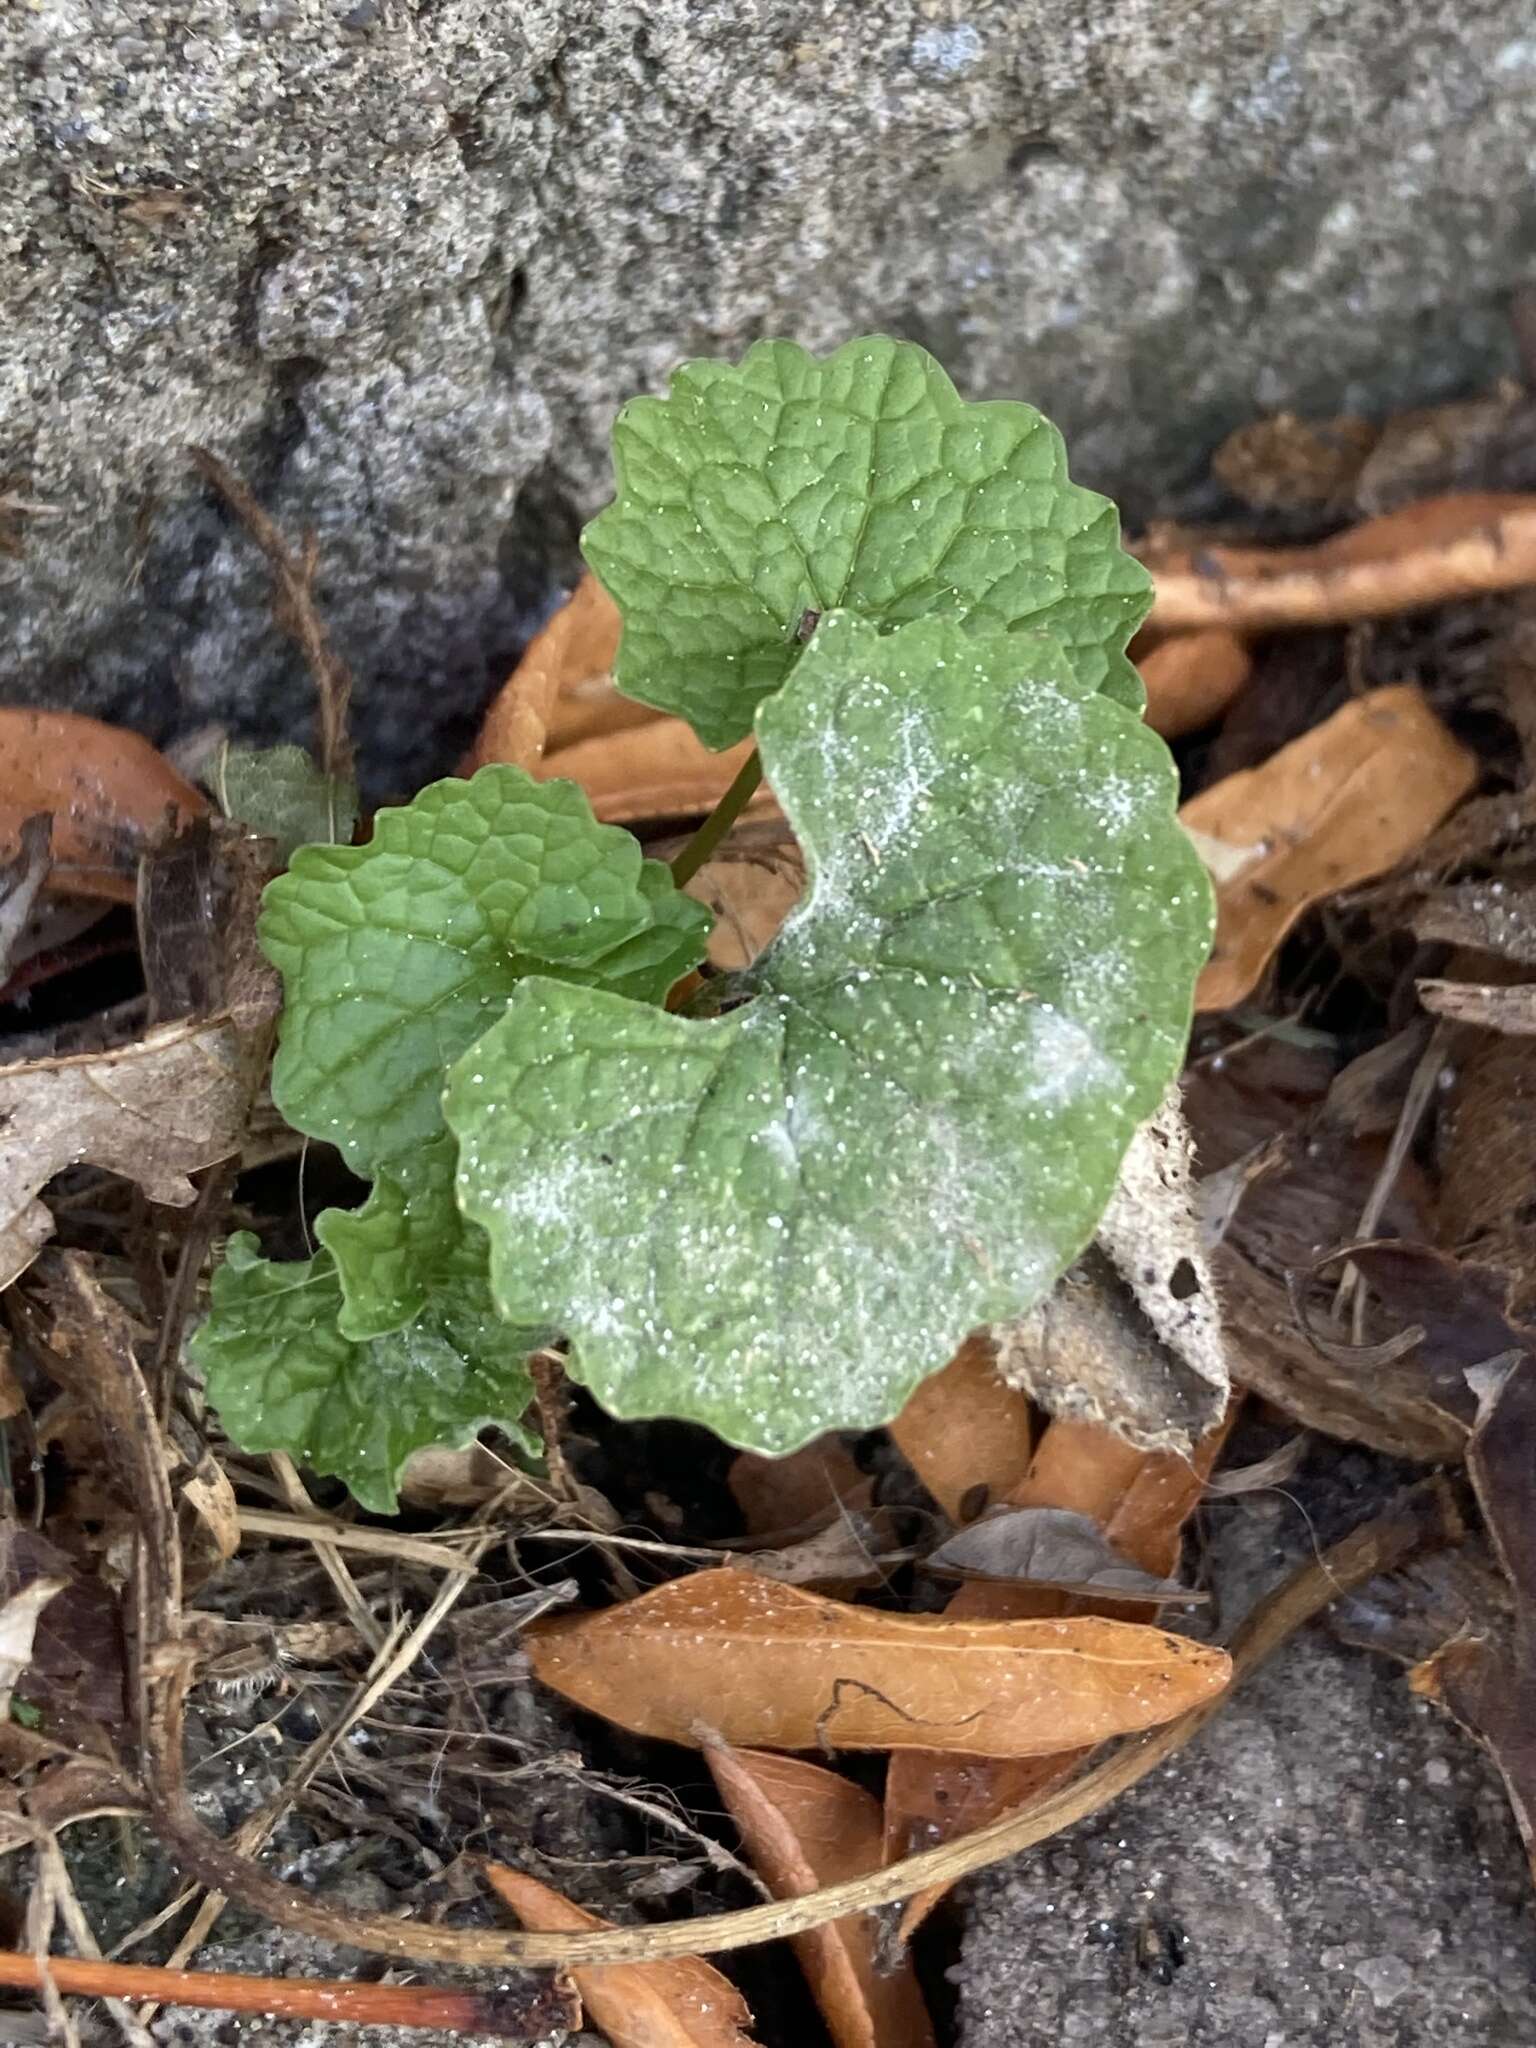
194 336 1212 1507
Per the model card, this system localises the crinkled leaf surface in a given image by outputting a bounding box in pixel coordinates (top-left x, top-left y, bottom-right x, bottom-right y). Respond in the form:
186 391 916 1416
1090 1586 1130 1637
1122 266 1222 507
582 335 1151 750
197 766 706 1505
191 1233 537 1514
263 767 709 1174
447 612 1213 1453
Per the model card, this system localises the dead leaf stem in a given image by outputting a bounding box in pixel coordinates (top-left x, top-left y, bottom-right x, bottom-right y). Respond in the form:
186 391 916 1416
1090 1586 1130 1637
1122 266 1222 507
188 449 354 791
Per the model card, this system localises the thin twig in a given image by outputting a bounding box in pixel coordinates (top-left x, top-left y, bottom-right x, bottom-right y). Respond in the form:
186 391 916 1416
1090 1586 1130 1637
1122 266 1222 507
188 447 354 790
238 1506 501 1571
266 1454 387 1652
142 1478 1458 1966
1333 1018 1452 1329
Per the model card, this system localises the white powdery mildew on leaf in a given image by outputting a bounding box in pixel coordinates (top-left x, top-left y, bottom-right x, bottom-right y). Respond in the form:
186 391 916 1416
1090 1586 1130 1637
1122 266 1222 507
446 612 1214 1453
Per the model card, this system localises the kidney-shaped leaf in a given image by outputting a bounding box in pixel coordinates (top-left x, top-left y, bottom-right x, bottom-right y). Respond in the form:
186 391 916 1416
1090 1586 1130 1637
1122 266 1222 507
523 1566 1229 1757
191 1232 537 1516
263 766 709 1176
582 336 1152 749
448 613 1212 1453
197 766 706 1508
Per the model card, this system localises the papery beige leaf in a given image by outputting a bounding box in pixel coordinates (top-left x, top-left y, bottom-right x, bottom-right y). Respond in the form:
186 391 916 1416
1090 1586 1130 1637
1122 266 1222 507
0 1576 66 1718
523 1567 1229 1758
0 1015 247 1288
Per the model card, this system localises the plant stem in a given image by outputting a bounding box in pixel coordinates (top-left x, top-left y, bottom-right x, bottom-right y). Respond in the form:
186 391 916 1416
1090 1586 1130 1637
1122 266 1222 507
669 750 764 887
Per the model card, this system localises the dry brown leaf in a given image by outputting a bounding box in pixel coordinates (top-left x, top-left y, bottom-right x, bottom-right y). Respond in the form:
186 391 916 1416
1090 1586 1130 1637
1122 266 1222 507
539 720 770 826
522 1566 1229 1758
704 1744 934 2048
888 1332 1035 1524
0 1014 247 1289
482 1863 760 2048
731 1511 895 1590
1184 1042 1472 1459
468 575 649 773
0 1577 66 1719
1134 630 1253 738
0 708 207 904
684 836 805 971
1149 492 1536 631
1211 411 1379 512
728 1439 868 1540
882 1404 1235 1932
1181 685 1478 1012
925 1507 1203 1604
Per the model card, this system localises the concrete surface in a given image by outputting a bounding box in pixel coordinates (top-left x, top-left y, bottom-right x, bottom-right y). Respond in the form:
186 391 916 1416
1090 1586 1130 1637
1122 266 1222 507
956 1466 1536 2048
5 3 1536 787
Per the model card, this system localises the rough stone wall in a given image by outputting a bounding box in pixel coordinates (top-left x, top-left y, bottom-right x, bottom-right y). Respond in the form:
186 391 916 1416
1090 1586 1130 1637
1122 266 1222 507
4 1 1534 785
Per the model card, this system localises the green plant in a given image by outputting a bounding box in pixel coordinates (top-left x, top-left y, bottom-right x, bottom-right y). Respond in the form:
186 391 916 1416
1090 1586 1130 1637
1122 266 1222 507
193 336 1212 1508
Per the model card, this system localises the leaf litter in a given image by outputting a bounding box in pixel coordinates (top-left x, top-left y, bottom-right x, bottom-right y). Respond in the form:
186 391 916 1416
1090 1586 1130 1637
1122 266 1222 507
9 368 1536 2048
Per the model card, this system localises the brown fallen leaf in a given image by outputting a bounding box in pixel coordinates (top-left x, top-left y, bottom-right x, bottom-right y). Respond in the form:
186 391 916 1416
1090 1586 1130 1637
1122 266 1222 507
888 1332 1035 1525
1181 684 1478 1012
704 1744 934 2048
1411 878 1536 967
1183 1041 1472 1459
728 1438 868 1541
1211 410 1379 512
0 1014 248 1290
482 1861 760 2048
882 1403 1235 1932
684 832 805 971
522 1566 1229 1758
1149 492 1536 631
1417 978 1536 1034
731 1510 897 1591
1354 385 1536 514
0 708 207 903
539 720 769 826
925 1506 1204 1604
1133 629 1253 738
469 576 633 773
0 1576 65 1719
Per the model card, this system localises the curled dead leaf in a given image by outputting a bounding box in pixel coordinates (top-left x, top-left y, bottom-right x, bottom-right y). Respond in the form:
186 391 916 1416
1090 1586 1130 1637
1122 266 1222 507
704 1743 934 2048
0 1577 65 1719
925 1505 1203 1604
1181 685 1478 1012
539 721 767 826
482 1861 760 2048
888 1332 1035 1525
0 1015 248 1289
0 708 207 903
1134 629 1253 738
1149 492 1536 632
882 1402 1236 1933
1418 978 1536 1034
523 1567 1229 1758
